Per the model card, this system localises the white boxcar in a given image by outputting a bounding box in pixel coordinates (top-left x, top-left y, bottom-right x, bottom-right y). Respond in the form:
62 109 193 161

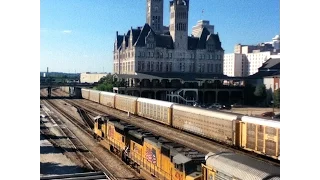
61 86 69 93
89 90 101 103
114 94 138 114
137 98 174 125
203 152 280 180
81 89 90 100
100 91 116 108
240 116 280 160
172 104 240 145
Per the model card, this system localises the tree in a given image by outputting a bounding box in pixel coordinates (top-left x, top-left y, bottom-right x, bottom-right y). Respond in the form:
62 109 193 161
98 73 113 84
94 73 120 92
273 88 280 108
95 83 113 92
243 83 257 105
254 84 267 106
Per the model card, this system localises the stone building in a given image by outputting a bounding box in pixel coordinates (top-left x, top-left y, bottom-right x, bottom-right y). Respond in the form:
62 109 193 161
112 0 244 105
113 0 224 75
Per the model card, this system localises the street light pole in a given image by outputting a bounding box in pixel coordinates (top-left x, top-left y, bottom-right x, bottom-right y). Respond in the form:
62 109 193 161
215 78 218 103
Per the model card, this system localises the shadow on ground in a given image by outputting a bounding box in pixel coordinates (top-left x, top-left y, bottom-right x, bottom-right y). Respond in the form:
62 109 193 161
40 162 89 176
40 96 82 100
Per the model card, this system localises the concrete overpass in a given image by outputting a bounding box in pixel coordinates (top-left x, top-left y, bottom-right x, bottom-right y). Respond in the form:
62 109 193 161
40 82 96 97
40 82 96 89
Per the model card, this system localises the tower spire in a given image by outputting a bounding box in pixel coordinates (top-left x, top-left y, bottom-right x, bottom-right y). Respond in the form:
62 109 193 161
146 0 164 34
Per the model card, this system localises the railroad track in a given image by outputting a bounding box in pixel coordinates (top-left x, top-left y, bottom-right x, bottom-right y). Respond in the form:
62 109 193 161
43 99 94 137
76 106 94 129
41 99 117 180
40 123 94 171
40 120 95 171
50 91 95 129
50 89 279 166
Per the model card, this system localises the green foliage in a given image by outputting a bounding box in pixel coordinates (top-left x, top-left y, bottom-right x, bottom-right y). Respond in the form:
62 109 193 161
244 83 256 105
95 83 113 92
94 73 119 92
254 84 267 98
98 73 113 84
274 88 280 108
254 84 267 106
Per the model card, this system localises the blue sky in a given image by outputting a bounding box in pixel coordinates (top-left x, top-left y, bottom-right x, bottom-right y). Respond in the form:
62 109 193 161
40 0 279 73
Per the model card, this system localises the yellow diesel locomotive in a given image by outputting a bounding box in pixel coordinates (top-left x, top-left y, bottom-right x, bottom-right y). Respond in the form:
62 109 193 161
94 115 205 180
94 116 280 180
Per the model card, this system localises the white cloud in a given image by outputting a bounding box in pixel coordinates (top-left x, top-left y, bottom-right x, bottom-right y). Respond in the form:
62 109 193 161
62 30 72 34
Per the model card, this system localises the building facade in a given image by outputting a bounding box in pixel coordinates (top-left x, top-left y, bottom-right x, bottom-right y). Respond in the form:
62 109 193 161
224 35 280 77
113 0 224 76
80 72 109 83
264 75 280 93
223 53 244 77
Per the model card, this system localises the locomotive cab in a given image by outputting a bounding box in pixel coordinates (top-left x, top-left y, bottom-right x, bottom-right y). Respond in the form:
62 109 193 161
172 150 205 180
93 115 108 139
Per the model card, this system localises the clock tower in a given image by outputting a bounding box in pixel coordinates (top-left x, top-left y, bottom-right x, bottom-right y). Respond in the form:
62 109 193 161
146 0 163 34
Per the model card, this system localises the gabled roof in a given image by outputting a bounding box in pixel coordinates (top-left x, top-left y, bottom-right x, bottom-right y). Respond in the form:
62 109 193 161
134 23 154 47
187 27 223 50
117 24 223 51
259 58 280 70
131 29 141 45
197 27 211 49
188 36 198 50
247 70 280 79
116 35 124 49
156 34 174 49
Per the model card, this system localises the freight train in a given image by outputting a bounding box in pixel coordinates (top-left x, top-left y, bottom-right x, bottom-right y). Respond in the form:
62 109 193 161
80 88 280 161
93 115 280 180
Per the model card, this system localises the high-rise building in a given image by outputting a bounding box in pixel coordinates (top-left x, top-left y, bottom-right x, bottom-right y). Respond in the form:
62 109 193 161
224 35 280 77
223 53 245 77
192 20 214 37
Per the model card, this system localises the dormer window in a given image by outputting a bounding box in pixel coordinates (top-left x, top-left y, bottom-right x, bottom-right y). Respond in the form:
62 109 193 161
147 43 154 49
208 44 214 52
146 31 155 49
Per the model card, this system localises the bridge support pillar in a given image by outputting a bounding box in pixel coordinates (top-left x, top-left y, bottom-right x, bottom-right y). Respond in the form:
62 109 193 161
47 87 52 97
74 87 82 98
69 87 75 97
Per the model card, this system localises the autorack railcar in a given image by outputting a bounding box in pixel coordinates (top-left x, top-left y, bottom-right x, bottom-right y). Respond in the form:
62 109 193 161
137 97 175 126
172 104 241 146
239 116 280 160
100 91 116 108
202 152 280 180
114 94 138 115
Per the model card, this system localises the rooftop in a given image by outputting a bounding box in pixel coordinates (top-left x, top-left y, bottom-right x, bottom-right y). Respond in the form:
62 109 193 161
116 24 223 51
